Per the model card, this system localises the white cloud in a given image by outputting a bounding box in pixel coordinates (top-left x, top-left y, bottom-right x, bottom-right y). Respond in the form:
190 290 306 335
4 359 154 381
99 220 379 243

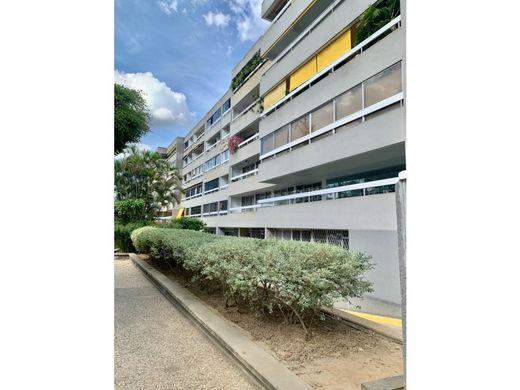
228 0 269 42
203 11 231 27
115 143 152 160
115 70 192 128
157 0 178 15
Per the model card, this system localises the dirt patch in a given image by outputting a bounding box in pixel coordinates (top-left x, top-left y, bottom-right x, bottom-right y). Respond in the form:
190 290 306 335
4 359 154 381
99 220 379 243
144 257 403 389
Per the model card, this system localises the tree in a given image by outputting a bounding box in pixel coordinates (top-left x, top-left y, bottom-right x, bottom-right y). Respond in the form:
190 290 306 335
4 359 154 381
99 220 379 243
114 84 151 155
114 145 182 220
354 0 400 45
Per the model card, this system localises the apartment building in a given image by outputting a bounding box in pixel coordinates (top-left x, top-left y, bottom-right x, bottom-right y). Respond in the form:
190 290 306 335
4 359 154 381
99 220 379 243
159 0 405 317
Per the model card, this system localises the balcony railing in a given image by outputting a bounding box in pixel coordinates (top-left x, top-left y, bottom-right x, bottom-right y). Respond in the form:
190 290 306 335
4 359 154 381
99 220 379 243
262 14 402 117
260 91 404 160
230 168 258 182
229 205 260 214
232 98 261 123
202 210 228 217
257 177 400 206
237 133 259 149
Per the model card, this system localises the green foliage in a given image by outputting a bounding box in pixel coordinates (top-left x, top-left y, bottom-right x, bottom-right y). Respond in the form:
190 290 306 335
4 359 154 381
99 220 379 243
114 84 151 155
114 221 151 252
114 198 146 223
114 146 182 220
231 51 264 91
132 228 373 337
164 217 207 231
355 0 400 45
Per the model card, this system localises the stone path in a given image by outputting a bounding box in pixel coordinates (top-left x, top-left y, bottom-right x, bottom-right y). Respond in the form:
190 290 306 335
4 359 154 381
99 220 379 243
115 259 256 390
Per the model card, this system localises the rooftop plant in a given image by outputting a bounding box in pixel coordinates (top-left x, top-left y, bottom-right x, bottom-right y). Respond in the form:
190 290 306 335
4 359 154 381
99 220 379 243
231 51 263 91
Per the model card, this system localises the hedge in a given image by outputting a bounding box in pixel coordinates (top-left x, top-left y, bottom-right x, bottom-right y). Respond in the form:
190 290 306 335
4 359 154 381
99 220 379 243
114 221 151 252
131 227 373 337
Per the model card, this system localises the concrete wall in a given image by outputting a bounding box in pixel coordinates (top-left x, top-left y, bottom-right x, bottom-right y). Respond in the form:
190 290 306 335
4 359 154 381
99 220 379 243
348 229 401 314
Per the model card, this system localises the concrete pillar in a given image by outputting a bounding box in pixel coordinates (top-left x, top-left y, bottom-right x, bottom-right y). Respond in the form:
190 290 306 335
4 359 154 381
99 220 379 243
396 170 406 376
216 227 224 236
265 228 274 240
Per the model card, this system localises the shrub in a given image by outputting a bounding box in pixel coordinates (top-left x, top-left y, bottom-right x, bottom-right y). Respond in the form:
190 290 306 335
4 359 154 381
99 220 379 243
114 221 150 252
114 198 147 223
165 217 207 231
131 228 373 337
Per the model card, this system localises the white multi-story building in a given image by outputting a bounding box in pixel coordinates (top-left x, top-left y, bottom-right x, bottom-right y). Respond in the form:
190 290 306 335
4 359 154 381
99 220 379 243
160 0 405 317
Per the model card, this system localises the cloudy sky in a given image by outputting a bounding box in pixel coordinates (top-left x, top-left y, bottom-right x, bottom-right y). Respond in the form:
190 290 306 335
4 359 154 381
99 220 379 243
115 0 269 151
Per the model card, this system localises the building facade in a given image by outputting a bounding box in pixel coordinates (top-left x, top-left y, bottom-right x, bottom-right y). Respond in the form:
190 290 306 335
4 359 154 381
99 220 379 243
160 0 405 318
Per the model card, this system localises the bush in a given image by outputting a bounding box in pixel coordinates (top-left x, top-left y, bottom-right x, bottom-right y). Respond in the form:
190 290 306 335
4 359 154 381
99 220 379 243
165 217 206 231
131 228 373 337
114 198 146 223
114 221 150 252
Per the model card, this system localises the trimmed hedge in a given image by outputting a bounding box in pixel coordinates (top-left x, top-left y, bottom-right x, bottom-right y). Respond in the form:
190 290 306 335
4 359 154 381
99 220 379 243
115 221 151 252
131 227 373 336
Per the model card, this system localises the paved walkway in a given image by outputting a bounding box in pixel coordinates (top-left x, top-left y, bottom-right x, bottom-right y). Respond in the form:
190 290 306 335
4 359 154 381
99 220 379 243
115 259 256 390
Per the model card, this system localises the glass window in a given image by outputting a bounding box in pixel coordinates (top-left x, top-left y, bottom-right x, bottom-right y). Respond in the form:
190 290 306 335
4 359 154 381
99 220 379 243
336 84 362 119
261 134 274 155
364 62 402 107
291 115 310 141
311 102 333 132
191 206 201 215
205 179 219 192
274 125 289 149
222 98 231 112
221 149 229 162
219 200 228 211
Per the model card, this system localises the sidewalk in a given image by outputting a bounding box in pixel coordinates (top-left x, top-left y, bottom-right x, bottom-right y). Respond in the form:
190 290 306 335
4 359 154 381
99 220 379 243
115 259 256 390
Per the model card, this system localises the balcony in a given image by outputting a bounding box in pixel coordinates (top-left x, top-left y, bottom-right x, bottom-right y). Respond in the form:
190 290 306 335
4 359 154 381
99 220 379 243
258 103 405 184
228 171 273 197
260 25 403 137
230 135 259 164
262 0 290 21
260 0 332 60
230 102 261 135
261 0 375 95
232 61 270 107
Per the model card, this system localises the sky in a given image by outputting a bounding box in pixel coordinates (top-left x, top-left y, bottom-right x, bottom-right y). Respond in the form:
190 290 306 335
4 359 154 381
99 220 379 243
115 0 270 151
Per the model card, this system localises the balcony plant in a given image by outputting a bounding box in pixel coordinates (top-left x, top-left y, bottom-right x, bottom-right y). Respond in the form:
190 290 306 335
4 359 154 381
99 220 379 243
355 0 400 45
231 51 263 91
227 135 244 155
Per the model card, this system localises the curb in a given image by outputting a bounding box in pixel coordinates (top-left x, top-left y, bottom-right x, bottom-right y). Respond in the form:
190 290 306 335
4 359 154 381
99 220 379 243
129 254 313 390
321 307 403 343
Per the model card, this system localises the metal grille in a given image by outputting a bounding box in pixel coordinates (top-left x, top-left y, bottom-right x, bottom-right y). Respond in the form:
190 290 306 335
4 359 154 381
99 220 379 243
271 229 349 249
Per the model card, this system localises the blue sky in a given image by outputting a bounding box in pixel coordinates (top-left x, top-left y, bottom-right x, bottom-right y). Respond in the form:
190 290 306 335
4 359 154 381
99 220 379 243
115 0 269 151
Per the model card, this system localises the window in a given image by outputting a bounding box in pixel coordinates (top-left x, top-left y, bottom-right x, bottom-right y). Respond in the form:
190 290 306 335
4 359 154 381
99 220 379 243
274 125 289 149
222 98 231 113
364 62 402 107
261 134 274 155
336 84 362 119
241 195 254 207
242 163 257 174
205 154 221 171
291 115 309 141
219 200 228 211
311 102 333 132
221 149 229 162
205 179 219 192
191 206 201 215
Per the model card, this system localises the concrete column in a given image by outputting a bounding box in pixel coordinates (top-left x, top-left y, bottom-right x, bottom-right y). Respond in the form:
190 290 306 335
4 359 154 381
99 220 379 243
265 228 274 240
395 170 406 376
216 227 225 236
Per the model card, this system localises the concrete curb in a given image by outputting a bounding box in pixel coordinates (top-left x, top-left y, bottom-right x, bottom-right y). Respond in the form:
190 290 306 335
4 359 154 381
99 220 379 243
361 374 405 390
129 254 313 390
321 307 403 343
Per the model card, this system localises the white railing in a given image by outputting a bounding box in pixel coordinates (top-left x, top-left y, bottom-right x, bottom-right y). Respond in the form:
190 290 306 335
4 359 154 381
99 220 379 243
229 205 261 214
230 168 258 182
260 91 403 160
185 193 203 201
219 184 229 190
237 133 259 149
206 116 222 131
202 210 228 217
270 0 292 24
257 177 399 206
206 141 219 152
204 188 219 195
190 213 202 218
262 15 402 116
232 98 260 123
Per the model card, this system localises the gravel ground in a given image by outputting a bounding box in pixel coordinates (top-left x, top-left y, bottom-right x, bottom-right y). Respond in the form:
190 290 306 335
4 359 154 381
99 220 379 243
115 259 257 390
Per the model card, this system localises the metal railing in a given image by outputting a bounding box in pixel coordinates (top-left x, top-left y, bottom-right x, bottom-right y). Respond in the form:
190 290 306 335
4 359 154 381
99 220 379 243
230 168 258 182
237 133 259 149
260 91 404 160
229 205 261 214
231 98 261 123
262 15 402 117
257 177 399 206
